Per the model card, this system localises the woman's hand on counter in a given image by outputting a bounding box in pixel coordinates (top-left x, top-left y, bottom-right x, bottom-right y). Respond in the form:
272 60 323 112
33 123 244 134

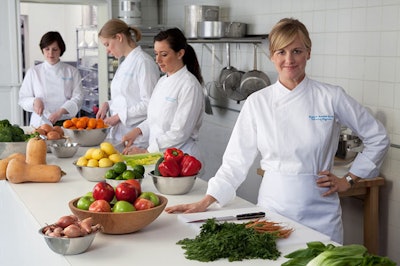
165 194 217 214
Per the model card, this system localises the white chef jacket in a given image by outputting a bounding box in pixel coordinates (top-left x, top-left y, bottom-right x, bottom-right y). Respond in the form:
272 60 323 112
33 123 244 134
206 77 389 243
138 66 204 160
108 46 160 144
18 61 83 128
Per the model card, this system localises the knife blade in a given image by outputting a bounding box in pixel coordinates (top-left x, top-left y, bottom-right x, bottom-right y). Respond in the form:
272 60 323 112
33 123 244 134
40 115 52 125
187 211 265 223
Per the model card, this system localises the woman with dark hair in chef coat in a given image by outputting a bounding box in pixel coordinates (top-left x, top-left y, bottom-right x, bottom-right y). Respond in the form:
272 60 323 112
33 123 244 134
164 18 390 244
19 31 83 127
96 19 160 144
122 27 204 160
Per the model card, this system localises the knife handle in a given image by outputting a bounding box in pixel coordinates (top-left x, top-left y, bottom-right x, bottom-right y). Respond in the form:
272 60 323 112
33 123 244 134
236 211 265 220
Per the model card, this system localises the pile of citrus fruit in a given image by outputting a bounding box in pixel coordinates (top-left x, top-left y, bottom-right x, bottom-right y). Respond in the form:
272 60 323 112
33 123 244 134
76 142 123 168
62 116 107 130
105 162 145 181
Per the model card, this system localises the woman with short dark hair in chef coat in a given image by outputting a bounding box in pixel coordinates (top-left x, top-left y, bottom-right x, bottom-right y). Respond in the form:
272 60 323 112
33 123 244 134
164 18 390 244
97 19 160 144
122 27 204 161
19 31 83 127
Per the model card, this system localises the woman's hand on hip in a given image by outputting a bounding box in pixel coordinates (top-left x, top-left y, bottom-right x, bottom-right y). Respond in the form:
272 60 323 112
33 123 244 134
317 170 351 196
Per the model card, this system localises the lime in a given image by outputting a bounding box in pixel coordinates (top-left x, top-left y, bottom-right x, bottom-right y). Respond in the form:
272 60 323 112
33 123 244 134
122 169 135 180
105 169 117 179
133 170 144 179
113 161 127 174
115 174 124 180
132 164 145 176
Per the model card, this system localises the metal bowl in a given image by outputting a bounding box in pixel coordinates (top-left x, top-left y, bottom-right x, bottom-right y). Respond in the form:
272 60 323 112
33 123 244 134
45 138 67 153
38 226 98 255
73 161 112 182
69 195 168 234
149 171 197 195
0 141 27 159
49 142 79 158
62 127 110 147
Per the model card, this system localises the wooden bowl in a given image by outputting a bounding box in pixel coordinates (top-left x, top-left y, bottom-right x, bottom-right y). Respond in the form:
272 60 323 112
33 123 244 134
68 195 168 234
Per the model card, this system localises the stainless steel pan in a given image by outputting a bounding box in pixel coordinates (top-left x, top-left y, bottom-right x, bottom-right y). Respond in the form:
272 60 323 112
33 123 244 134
239 44 271 98
218 43 245 101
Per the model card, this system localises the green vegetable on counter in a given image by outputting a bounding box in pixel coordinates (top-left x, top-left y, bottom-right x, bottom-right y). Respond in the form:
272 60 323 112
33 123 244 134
0 119 36 142
282 241 396 266
176 218 281 262
122 152 163 166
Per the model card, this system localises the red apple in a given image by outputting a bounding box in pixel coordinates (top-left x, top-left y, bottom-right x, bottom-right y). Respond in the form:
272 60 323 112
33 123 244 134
115 182 138 203
134 197 155 210
89 199 111 212
92 182 115 202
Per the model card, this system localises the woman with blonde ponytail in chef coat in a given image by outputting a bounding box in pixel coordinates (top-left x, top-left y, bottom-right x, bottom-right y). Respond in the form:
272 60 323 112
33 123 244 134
164 18 390 244
97 19 160 144
19 31 83 127
122 27 204 161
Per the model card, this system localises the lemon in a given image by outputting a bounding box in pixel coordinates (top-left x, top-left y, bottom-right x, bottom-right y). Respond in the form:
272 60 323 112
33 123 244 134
84 148 97 160
100 142 117 156
109 153 124 163
91 148 107 160
99 157 114 168
87 159 99 167
76 156 88 166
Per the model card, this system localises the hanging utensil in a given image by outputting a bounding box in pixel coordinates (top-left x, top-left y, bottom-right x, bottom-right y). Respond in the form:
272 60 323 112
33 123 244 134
218 43 244 100
239 43 271 98
200 44 213 115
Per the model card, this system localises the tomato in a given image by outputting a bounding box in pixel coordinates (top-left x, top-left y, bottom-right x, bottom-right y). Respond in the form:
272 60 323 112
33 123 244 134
92 182 115 202
134 197 155 210
139 191 160 206
113 200 136 212
89 199 111 212
124 179 142 195
115 182 138 203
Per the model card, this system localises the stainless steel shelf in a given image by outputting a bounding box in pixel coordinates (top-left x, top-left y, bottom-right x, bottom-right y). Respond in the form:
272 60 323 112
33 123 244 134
188 35 268 44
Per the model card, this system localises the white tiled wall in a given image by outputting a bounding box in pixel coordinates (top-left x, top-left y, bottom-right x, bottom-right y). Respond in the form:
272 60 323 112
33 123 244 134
164 0 400 262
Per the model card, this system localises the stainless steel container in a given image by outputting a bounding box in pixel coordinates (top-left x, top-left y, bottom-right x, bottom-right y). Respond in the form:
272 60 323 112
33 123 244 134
335 134 363 161
197 21 225 39
184 5 220 38
224 22 247 38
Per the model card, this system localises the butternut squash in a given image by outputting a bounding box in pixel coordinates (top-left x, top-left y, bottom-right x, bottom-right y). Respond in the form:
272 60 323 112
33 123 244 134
6 158 64 184
26 136 47 165
0 153 26 180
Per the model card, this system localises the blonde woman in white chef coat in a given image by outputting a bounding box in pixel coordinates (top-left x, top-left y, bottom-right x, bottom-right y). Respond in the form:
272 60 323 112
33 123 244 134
165 18 390 244
122 28 204 160
97 19 160 144
19 31 83 127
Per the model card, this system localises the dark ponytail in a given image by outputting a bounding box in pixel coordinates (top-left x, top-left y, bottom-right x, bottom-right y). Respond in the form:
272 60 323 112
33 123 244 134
154 28 203 85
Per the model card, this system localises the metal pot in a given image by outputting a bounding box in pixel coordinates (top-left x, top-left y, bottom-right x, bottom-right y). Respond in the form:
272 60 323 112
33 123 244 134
239 44 271 98
224 22 247 38
184 5 220 39
218 43 245 100
335 134 363 161
197 21 225 39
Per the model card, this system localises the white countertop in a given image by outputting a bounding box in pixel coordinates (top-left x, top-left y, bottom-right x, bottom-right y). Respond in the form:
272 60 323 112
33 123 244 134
0 147 333 266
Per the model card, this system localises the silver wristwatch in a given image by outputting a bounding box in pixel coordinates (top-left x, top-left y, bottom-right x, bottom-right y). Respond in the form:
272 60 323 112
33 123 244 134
345 175 355 187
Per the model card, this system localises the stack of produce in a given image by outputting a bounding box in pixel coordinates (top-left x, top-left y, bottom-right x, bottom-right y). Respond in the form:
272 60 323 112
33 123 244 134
33 123 65 140
0 136 64 183
62 116 107 130
0 119 34 142
154 147 202 177
75 142 123 168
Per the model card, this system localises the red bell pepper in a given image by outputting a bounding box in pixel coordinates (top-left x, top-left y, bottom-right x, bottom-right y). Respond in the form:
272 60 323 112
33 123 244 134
164 147 184 163
180 155 202 176
158 159 180 177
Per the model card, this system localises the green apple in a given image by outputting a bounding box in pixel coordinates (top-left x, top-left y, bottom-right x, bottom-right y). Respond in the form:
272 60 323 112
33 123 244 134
112 200 135 212
77 196 95 210
139 191 160 206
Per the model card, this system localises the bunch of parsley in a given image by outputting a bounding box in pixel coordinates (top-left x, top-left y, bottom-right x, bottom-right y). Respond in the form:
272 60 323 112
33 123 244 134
177 219 281 262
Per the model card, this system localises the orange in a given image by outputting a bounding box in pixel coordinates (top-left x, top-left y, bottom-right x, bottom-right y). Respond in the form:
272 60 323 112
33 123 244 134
76 120 87 129
96 119 105 129
87 118 97 129
71 117 79 126
63 120 73 128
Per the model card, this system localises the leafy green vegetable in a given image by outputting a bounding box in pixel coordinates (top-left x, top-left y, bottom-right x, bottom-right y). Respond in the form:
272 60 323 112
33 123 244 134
0 119 36 142
176 218 281 262
282 241 396 266
123 152 163 166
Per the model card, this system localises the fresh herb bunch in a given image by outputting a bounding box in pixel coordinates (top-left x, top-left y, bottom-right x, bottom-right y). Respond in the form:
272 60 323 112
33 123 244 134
177 218 281 262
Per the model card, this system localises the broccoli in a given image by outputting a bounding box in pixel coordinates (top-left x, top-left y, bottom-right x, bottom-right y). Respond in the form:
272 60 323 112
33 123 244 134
0 119 12 128
0 119 30 142
0 127 13 142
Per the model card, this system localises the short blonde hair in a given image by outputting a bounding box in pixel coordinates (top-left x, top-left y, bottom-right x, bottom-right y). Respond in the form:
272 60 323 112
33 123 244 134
268 18 312 57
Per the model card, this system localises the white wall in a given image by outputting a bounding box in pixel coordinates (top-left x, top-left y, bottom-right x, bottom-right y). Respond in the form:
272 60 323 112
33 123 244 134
164 0 400 263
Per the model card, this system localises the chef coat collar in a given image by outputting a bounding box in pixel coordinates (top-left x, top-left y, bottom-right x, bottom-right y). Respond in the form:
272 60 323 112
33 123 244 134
165 65 187 78
43 60 62 70
276 76 309 95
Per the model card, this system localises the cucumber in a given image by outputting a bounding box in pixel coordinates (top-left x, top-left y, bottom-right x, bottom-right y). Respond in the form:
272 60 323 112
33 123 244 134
154 156 164 176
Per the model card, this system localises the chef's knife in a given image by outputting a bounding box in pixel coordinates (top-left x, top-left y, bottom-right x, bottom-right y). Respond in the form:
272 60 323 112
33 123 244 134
40 115 52 125
187 211 265 223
